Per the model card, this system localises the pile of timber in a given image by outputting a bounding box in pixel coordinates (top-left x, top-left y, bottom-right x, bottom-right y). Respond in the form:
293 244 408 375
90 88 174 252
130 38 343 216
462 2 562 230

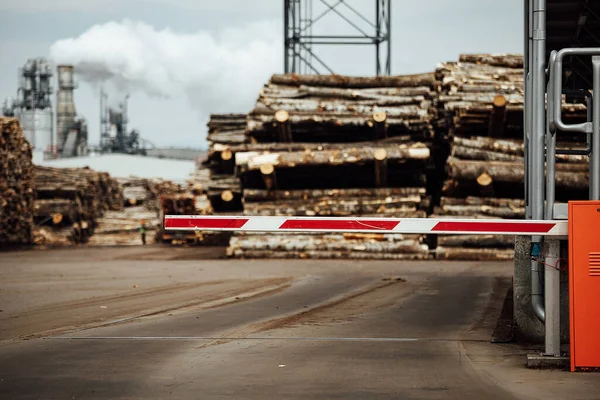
154 182 228 245
87 206 159 246
119 178 150 207
433 54 589 259
229 233 428 260
91 177 211 246
247 73 435 143
33 166 124 245
204 113 248 212
434 54 525 139
219 72 438 259
435 53 588 140
0 117 34 246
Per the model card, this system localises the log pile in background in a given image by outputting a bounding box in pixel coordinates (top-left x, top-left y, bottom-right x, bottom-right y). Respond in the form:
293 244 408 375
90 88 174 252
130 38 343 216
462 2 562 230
0 117 34 246
204 113 248 212
225 72 438 260
91 177 213 246
228 233 428 260
433 54 589 260
33 166 123 245
247 73 435 143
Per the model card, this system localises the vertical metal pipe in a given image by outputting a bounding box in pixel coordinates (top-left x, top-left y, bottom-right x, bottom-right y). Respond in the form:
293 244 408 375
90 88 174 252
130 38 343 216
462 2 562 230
545 52 560 356
531 0 546 223
387 0 391 75
375 0 380 76
546 51 557 220
544 239 561 356
531 0 546 323
284 0 289 73
525 0 533 219
592 56 600 199
588 94 594 199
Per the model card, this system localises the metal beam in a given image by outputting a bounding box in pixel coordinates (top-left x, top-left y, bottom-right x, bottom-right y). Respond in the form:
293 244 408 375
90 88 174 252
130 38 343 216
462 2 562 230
284 0 391 75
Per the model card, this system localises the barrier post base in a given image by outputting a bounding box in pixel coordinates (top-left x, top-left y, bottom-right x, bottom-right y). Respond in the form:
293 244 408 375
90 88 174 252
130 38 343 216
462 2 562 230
526 354 569 369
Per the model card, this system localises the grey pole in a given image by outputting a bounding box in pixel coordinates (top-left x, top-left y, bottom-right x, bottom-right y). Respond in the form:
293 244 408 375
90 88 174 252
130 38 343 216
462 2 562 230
546 51 557 221
544 239 561 356
524 0 531 219
530 0 546 323
544 51 560 356
592 56 600 199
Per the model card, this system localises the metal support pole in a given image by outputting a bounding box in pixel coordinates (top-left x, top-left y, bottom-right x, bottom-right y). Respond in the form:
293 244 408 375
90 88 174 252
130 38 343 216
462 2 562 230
544 239 561 356
592 56 600 199
530 0 546 323
524 0 531 219
284 0 290 74
546 51 557 220
588 95 594 199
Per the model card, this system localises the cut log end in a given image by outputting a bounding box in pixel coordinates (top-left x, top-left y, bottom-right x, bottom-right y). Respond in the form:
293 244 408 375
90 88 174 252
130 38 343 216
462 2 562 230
373 111 387 123
221 149 233 161
221 190 234 202
275 109 289 123
129 198 137 205
52 214 63 225
260 163 275 175
477 171 493 186
492 95 507 108
373 148 388 161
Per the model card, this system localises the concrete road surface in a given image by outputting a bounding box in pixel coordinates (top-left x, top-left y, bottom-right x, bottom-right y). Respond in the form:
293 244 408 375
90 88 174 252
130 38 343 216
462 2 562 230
0 246 599 399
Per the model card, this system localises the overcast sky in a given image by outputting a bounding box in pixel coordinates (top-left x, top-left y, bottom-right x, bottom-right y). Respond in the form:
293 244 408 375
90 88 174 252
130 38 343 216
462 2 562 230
0 0 523 150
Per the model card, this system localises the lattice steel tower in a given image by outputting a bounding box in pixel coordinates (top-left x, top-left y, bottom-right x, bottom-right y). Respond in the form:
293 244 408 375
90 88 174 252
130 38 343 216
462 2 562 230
284 0 391 75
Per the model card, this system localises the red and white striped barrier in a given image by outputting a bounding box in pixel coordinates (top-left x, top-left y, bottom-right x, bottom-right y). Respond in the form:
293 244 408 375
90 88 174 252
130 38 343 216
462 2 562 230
164 215 567 236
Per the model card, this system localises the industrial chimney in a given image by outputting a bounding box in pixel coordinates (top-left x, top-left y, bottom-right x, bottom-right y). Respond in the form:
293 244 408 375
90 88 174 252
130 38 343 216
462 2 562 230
56 65 77 151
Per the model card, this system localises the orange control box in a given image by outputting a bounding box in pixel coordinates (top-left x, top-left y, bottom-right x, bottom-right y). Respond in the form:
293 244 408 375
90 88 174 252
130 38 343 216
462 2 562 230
569 201 600 371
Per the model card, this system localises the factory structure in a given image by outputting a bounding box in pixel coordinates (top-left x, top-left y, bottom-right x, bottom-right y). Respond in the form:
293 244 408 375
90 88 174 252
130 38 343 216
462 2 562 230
1 58 155 159
1 58 54 152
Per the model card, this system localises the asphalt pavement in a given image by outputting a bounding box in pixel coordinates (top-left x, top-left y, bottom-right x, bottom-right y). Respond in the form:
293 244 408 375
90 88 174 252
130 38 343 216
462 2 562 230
0 247 599 399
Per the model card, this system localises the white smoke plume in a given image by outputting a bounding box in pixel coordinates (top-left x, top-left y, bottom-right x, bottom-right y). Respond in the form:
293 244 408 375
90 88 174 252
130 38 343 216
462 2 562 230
49 19 281 116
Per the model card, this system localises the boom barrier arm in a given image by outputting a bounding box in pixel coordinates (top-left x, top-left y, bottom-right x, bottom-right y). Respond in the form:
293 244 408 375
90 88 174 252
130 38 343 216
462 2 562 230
164 215 567 237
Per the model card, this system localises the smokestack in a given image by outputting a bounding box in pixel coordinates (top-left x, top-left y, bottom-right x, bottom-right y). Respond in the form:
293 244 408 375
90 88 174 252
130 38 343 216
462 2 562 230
56 65 77 151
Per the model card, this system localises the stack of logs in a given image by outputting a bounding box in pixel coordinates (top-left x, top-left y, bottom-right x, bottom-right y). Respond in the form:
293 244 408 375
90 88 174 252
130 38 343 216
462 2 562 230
433 54 589 260
90 177 214 246
0 117 34 246
33 166 124 245
224 73 436 259
204 113 248 212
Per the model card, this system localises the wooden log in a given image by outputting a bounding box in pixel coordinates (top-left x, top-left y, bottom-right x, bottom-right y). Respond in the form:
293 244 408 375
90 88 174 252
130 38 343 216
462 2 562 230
216 139 423 154
228 234 428 254
242 195 423 217
34 199 80 224
275 109 293 142
437 234 514 248
261 83 433 100
451 145 521 162
243 187 426 202
435 247 514 261
458 54 523 68
373 111 388 139
269 72 436 88
236 143 430 171
433 204 524 219
447 158 589 189
374 148 388 187
207 176 242 192
260 164 278 191
440 196 524 208
122 186 147 207
228 249 429 260
207 130 248 145
488 95 507 137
